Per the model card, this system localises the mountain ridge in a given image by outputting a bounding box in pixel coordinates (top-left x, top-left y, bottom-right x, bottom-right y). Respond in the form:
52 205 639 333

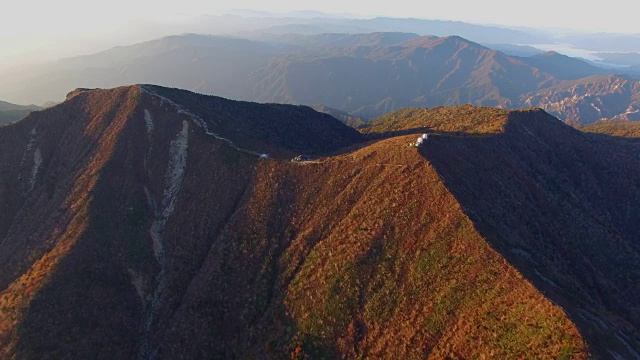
517 51 610 80
0 85 597 358
1 85 639 357
2 33 639 124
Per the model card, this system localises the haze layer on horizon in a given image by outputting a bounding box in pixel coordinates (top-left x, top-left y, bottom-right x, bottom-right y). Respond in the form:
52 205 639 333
2 0 639 68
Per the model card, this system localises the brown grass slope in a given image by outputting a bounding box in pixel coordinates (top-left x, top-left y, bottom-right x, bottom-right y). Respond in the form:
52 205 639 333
367 106 640 358
0 86 142 358
158 135 585 359
0 86 594 359
361 104 512 135
582 119 640 138
580 120 640 171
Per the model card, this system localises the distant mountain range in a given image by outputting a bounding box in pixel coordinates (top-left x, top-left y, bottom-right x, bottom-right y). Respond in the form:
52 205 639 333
0 100 41 126
7 10 640 73
194 12 640 53
515 51 609 80
199 14 548 44
1 32 639 124
484 43 545 57
1 85 639 358
594 52 640 67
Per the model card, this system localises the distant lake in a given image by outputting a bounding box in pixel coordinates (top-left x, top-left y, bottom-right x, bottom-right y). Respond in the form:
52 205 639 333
528 43 633 69
530 43 601 60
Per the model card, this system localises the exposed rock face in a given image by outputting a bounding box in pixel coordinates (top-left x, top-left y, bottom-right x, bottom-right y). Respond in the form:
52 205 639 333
520 75 640 123
0 85 638 358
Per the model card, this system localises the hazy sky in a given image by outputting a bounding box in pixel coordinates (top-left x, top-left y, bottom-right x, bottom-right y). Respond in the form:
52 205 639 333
2 0 639 67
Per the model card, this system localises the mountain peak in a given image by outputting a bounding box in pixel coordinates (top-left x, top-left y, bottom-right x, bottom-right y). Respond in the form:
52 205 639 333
65 87 121 100
395 34 440 47
437 35 488 49
137 84 364 157
519 50 609 81
397 35 486 50
65 88 93 100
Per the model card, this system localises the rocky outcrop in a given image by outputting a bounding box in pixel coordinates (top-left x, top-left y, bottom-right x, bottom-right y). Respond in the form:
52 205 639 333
520 75 640 123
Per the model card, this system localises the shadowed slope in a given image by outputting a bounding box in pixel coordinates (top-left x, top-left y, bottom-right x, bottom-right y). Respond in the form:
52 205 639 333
0 86 142 357
369 107 640 358
140 85 364 157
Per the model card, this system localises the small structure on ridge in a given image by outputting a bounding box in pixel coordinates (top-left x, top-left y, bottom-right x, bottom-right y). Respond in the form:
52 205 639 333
291 154 312 162
410 133 429 147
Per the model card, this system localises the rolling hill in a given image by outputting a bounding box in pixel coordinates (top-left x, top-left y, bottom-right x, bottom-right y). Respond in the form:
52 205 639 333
1 85 639 358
